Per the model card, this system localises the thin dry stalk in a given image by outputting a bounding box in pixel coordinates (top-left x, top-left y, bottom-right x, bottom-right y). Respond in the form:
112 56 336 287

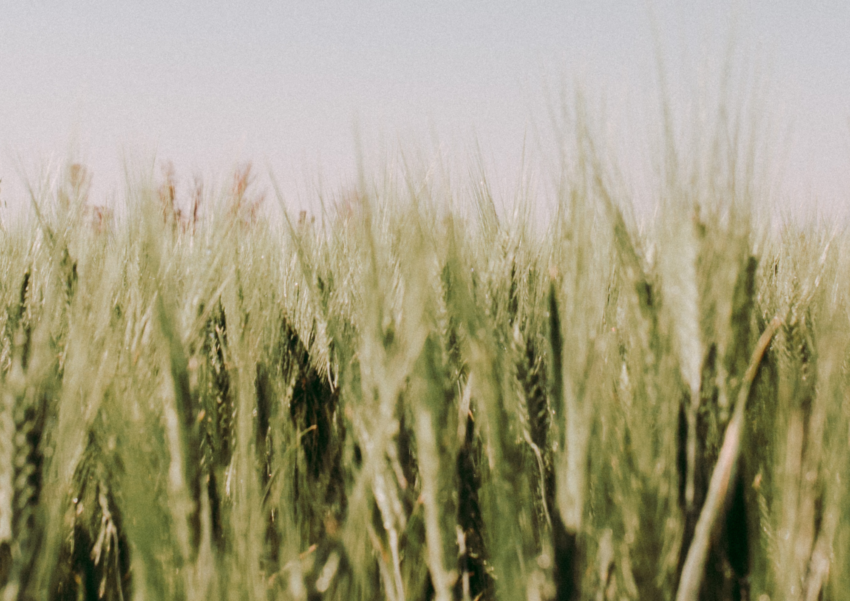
675 315 782 601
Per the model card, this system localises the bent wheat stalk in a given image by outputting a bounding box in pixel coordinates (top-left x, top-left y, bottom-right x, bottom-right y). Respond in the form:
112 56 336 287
675 315 783 601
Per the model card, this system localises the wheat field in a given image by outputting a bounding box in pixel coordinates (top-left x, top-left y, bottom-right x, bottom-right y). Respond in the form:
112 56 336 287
0 99 848 601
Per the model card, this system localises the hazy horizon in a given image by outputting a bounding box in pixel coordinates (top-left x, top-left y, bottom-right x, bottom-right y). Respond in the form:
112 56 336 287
1 1 848 221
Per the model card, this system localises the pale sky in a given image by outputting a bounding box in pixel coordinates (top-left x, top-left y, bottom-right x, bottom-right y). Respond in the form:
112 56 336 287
1 1 848 218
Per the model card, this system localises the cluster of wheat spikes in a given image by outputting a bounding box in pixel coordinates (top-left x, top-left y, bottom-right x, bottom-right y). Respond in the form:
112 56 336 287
0 104 848 601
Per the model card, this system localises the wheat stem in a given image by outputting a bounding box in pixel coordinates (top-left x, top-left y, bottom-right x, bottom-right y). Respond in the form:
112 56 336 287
675 315 782 601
